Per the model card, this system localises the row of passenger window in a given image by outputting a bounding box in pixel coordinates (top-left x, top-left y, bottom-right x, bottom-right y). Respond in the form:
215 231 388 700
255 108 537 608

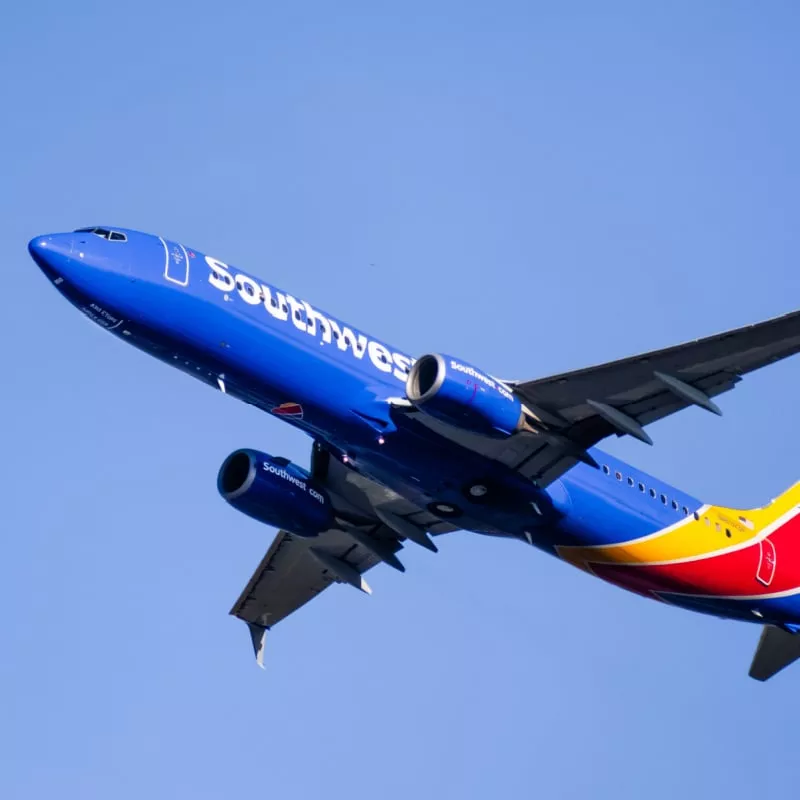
601 464 690 516
601 464 746 539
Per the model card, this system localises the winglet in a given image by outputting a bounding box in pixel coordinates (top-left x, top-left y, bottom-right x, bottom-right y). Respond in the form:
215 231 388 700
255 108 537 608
749 625 800 681
247 623 268 669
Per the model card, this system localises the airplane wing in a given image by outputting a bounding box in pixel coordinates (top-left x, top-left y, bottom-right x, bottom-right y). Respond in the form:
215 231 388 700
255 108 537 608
508 308 800 483
412 309 800 487
229 442 458 664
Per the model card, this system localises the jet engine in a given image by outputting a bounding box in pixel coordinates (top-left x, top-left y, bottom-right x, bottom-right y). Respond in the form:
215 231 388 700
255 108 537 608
406 354 524 438
217 448 334 537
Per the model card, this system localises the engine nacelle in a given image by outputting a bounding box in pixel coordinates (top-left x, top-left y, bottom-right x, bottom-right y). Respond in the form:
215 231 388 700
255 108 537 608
406 354 524 438
217 449 334 537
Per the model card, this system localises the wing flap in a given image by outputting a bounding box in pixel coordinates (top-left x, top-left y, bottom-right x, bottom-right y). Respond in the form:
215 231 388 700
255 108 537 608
393 310 800 489
229 527 388 629
515 310 800 425
229 443 459 657
486 309 800 485
230 531 334 628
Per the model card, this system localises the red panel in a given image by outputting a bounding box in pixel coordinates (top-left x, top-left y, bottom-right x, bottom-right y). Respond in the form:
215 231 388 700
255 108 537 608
757 538 777 587
590 512 800 598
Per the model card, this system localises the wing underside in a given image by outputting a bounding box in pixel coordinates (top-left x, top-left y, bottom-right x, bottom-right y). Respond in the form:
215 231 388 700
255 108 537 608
229 444 458 661
408 308 800 488
230 308 800 669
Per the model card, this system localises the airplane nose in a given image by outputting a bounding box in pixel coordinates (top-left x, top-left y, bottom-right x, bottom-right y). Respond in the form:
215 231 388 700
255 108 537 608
28 233 74 274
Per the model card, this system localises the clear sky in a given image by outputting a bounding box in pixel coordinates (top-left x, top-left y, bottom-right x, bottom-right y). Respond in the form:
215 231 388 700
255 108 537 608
2 2 800 797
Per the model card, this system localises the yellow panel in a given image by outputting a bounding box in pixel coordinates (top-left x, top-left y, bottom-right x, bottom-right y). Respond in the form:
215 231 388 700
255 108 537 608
557 481 800 569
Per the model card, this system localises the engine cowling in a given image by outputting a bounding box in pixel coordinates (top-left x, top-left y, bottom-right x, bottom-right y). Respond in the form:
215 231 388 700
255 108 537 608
217 448 334 537
406 353 524 438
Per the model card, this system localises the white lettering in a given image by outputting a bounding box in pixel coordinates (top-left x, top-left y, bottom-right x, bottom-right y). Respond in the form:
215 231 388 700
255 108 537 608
392 352 414 381
450 359 496 390
262 286 289 321
329 320 368 359
262 462 325 504
205 257 415 384
285 295 307 332
497 384 514 401
449 359 516 402
303 302 332 343
235 274 262 305
206 256 235 292
368 341 393 373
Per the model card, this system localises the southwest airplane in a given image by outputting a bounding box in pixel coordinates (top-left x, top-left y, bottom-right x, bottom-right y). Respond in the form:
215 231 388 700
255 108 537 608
28 226 800 681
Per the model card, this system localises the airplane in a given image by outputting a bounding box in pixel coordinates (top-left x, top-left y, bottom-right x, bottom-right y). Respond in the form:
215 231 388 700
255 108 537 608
27 225 800 681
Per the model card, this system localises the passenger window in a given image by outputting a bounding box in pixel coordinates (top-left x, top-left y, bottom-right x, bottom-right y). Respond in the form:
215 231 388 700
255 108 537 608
660 494 668 505
602 465 610 475
638 482 645 492
672 500 679 511
683 506 690 516
649 489 656 499
615 471 622 481
627 477 634 487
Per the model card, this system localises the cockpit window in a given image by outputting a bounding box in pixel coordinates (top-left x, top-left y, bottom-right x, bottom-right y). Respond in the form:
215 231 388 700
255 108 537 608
73 227 127 242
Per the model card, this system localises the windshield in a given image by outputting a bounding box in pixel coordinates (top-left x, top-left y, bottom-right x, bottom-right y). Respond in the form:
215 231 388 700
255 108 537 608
74 227 127 242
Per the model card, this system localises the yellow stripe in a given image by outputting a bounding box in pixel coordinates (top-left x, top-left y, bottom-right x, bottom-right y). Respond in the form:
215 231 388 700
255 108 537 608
557 481 800 569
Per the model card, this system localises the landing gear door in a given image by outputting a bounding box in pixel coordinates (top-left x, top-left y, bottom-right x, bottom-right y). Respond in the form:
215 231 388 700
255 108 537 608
160 238 190 287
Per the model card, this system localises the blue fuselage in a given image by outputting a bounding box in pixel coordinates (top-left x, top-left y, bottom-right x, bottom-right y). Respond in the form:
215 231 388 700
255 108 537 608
29 227 800 628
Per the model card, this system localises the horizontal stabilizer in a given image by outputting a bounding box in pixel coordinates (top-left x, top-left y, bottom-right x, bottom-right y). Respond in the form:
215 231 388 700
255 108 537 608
749 625 800 681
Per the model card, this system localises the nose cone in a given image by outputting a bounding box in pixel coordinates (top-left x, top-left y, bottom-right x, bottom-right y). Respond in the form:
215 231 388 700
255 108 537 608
28 233 75 277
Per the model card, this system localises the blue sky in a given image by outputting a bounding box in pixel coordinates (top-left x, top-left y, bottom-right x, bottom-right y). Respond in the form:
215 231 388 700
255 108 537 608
2 2 800 797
